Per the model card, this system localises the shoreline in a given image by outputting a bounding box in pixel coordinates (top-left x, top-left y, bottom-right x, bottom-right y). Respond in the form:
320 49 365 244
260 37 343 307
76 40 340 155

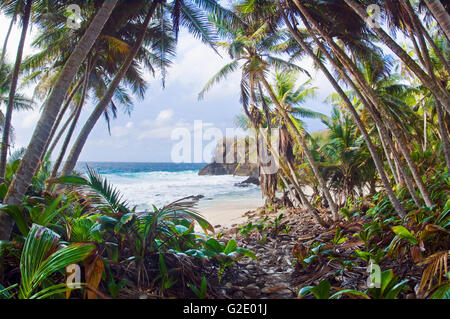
197 195 265 229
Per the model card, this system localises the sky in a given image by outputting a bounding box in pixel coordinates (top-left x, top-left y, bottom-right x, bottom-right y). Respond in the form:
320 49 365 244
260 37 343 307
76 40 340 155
0 10 335 163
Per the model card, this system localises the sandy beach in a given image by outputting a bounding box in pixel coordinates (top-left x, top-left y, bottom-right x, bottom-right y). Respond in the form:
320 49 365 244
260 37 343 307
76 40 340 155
197 195 265 229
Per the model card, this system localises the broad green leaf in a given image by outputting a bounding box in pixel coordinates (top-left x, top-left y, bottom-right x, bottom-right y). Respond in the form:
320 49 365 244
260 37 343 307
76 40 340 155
330 289 370 299
0 204 29 236
392 226 418 245
224 239 237 255
204 238 225 254
52 175 89 186
431 283 450 299
302 280 331 299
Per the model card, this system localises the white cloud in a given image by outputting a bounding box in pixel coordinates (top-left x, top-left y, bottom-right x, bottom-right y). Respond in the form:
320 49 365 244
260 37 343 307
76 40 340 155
155 109 174 126
0 12 335 162
111 121 135 138
164 32 241 101
138 119 191 140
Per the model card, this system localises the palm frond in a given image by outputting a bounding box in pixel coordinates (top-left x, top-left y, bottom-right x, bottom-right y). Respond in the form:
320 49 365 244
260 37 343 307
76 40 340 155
198 60 239 100
19 224 94 299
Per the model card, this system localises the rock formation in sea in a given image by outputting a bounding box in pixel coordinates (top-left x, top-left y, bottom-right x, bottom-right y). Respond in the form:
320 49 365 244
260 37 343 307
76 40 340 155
198 137 259 177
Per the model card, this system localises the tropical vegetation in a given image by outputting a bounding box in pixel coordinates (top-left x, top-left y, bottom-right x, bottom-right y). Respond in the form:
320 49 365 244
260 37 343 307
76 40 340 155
0 0 448 299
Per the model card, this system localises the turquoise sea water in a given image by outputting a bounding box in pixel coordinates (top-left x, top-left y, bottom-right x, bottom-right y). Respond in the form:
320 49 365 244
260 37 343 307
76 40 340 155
75 162 263 210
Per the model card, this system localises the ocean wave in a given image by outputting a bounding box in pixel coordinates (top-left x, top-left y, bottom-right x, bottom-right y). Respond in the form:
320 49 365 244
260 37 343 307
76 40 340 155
102 170 261 210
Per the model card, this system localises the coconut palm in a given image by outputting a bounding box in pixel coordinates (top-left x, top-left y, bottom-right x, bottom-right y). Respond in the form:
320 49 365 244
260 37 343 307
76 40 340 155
58 0 237 181
0 0 119 241
200 4 340 220
0 0 21 71
424 0 450 41
0 60 34 152
290 0 435 210
0 0 33 183
42 10 163 181
277 0 408 217
341 0 450 113
321 107 374 204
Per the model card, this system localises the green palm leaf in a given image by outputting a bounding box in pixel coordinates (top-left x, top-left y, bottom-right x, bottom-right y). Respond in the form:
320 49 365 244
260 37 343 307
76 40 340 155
52 167 130 215
19 224 94 299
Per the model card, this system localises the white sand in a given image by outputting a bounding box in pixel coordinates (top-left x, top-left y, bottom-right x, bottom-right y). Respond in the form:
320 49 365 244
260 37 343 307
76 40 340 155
197 196 265 229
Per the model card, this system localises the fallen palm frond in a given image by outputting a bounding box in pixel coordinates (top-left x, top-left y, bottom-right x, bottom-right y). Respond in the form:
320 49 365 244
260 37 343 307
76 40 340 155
417 250 449 296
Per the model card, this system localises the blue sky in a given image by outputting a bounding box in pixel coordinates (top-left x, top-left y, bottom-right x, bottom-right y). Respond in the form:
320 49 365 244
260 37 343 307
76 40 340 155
1 13 335 163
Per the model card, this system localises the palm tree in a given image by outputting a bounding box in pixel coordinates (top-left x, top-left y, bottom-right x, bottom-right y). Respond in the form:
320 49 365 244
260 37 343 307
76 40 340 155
278 0 408 217
342 0 450 113
39 6 157 182
424 0 450 41
399 0 450 173
58 0 237 181
57 0 165 182
294 1 434 209
0 0 19 71
321 107 374 204
0 0 118 241
232 78 331 227
25 2 153 164
0 59 34 145
200 7 340 220
0 0 33 183
269 71 333 225
47 63 90 184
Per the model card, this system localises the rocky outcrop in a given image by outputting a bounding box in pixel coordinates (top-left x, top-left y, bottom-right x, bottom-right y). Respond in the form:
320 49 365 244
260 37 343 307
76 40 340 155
198 138 259 177
198 163 259 176
234 176 261 187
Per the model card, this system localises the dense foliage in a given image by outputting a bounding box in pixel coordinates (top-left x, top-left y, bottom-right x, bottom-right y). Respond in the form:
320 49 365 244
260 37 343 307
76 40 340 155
0 0 448 299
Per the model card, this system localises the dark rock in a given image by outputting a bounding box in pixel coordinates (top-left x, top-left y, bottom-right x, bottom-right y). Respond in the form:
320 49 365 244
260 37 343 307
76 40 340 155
198 163 259 176
190 195 205 201
199 137 259 176
244 284 261 298
246 264 257 271
199 163 236 176
235 176 260 187
233 290 245 299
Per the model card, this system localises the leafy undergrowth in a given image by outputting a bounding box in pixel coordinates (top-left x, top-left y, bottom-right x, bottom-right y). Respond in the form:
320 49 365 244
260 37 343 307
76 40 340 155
0 166 257 299
214 175 450 299
0 162 448 299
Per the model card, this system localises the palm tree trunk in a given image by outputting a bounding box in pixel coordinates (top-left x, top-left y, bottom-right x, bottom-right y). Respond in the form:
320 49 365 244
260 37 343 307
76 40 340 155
343 0 450 114
406 24 426 67
258 73 340 221
278 173 297 206
0 0 118 241
48 68 90 189
41 77 85 160
42 52 100 162
280 1 407 217
376 119 423 207
0 14 16 72
257 126 330 227
296 3 433 208
0 0 32 183
436 100 450 173
47 106 77 158
419 22 450 75
377 123 401 185
59 1 161 180
402 0 450 173
424 0 450 41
